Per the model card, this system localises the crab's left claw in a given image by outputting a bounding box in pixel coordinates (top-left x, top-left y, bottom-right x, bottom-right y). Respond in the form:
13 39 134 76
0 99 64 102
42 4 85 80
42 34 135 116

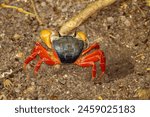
40 29 59 48
75 31 89 47
75 31 87 42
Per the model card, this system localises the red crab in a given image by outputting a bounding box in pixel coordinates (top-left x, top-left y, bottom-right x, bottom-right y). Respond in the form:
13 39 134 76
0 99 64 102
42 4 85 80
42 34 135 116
24 29 106 79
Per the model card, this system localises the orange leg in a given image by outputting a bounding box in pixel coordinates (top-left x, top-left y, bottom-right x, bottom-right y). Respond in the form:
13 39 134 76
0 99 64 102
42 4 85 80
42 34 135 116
83 54 105 78
76 62 97 79
24 51 38 70
84 50 106 71
24 42 61 74
34 58 45 74
82 43 100 55
75 44 106 79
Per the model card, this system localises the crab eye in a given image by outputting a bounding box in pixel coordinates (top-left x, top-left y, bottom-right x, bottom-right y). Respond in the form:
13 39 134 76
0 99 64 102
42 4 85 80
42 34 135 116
51 31 60 41
70 31 76 37
51 30 59 37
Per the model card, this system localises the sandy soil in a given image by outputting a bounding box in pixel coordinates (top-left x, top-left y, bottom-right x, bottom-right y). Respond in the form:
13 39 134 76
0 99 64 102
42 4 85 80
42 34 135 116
0 0 150 100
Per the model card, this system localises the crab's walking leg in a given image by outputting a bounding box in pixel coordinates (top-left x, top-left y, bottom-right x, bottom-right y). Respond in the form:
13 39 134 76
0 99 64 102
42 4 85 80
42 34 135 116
82 43 100 55
24 51 38 70
34 57 59 74
76 62 96 79
75 49 106 79
84 54 105 78
34 59 45 74
24 42 61 74
24 42 42 69
84 50 106 78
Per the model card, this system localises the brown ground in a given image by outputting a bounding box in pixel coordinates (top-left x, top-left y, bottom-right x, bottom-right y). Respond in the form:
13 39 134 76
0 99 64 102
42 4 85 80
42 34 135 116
0 0 150 100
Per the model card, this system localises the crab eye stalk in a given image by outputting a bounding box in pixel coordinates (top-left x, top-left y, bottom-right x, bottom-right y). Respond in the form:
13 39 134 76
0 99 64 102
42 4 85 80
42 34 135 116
71 31 76 37
58 32 61 37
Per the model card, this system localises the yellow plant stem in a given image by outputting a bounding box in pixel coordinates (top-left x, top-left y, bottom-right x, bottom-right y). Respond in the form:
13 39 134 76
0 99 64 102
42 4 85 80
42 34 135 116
0 3 35 16
0 0 43 25
30 0 43 25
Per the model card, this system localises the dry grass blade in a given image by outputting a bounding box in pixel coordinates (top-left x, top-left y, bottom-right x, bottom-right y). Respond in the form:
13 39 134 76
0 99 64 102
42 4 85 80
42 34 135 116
59 0 116 35
30 0 43 25
0 0 43 25
0 3 35 16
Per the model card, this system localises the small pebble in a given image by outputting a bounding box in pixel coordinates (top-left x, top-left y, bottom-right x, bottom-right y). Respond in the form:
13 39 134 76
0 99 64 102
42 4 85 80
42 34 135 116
54 64 60 69
124 19 131 27
13 34 21 40
31 82 35 86
66 91 70 94
120 16 131 27
63 74 68 78
24 86 35 94
15 88 20 93
107 17 114 23
0 33 5 38
41 2 46 7
16 52 23 58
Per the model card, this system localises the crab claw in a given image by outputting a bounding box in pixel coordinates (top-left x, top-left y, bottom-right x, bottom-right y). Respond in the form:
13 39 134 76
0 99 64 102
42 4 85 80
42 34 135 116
75 31 87 42
40 29 59 48
75 31 89 47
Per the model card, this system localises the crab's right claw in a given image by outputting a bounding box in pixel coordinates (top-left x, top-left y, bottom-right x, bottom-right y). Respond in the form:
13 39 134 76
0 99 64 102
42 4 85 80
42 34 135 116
40 29 59 49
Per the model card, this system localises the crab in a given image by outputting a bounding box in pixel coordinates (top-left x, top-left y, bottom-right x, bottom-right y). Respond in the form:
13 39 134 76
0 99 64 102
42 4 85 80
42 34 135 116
24 29 106 79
